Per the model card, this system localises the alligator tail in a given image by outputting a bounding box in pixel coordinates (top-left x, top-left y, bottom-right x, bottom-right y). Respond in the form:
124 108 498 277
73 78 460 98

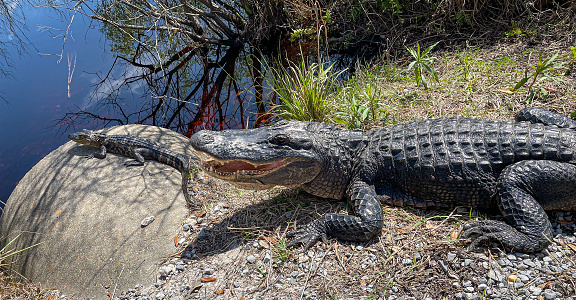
516 107 576 130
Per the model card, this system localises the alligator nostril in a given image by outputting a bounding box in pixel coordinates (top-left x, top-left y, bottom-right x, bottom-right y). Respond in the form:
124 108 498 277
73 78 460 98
190 130 215 147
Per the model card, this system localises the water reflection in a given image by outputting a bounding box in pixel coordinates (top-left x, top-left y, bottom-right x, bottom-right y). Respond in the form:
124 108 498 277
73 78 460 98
0 7 114 206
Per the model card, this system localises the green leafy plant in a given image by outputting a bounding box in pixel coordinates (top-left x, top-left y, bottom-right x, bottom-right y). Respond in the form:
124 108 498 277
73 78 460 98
266 59 344 122
511 49 563 93
406 42 440 89
335 83 392 129
336 95 371 129
569 40 576 71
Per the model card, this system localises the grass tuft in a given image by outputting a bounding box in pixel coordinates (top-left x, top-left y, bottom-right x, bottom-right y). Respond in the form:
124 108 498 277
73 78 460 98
266 59 344 123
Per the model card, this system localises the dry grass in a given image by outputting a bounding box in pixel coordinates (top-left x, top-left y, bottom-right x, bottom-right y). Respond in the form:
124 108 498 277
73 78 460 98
336 35 576 129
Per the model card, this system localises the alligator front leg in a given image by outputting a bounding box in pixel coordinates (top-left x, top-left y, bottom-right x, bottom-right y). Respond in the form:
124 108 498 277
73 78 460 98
286 180 383 249
85 145 107 159
462 160 576 252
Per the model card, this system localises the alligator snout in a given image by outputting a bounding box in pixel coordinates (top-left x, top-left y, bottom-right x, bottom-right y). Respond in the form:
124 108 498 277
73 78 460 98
190 130 215 149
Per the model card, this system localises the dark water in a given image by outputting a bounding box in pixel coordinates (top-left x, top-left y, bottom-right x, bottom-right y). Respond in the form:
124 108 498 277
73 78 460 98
0 7 114 205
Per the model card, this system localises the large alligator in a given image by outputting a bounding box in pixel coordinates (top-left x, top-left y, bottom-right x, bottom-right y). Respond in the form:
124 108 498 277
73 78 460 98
69 129 193 205
189 107 576 253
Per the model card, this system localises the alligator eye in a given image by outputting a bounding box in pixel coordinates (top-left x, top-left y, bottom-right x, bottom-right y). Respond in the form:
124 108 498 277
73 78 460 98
271 134 289 145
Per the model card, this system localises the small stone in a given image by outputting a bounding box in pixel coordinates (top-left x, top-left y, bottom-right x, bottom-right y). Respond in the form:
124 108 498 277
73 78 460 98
523 259 535 268
175 263 185 271
356 245 364 251
263 253 272 264
402 258 412 265
447 252 457 262
141 216 155 227
234 280 242 288
529 286 542 295
543 290 556 300
246 255 256 264
391 286 399 293
477 283 487 291
158 264 175 277
182 224 190 231
462 280 472 287
204 268 214 275
197 228 209 238
155 292 165 300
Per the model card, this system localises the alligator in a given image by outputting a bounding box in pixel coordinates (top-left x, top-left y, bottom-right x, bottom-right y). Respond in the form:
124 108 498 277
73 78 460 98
190 107 576 253
69 129 193 205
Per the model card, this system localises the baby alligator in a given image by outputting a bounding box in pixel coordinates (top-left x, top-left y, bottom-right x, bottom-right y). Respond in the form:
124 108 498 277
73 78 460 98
69 129 193 205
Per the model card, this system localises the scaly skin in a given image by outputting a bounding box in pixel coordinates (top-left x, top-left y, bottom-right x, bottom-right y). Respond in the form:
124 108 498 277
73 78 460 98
190 108 576 252
69 129 193 205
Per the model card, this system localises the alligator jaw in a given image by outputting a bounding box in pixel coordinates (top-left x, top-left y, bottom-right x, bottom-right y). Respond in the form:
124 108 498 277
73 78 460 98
196 151 322 188
200 156 286 180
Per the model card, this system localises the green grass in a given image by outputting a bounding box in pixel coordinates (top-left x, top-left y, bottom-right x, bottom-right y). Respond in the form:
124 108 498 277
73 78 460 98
265 58 345 122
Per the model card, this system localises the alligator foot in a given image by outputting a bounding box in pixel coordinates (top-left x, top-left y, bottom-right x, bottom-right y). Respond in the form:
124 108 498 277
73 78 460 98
460 220 549 252
286 218 328 250
124 160 145 167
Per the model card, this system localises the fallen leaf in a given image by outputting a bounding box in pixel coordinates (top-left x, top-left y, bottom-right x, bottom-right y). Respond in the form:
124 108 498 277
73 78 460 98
508 274 517 282
200 276 216 282
557 220 573 224
398 229 406 234
195 211 206 217
261 236 277 243
450 228 460 240
197 253 205 259
174 235 178 247
538 280 553 289
543 87 557 93
240 296 245 300
259 240 270 249
214 290 225 294
567 243 576 253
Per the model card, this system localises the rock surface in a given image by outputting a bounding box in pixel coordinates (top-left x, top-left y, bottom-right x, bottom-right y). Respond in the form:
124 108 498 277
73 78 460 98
0 125 197 298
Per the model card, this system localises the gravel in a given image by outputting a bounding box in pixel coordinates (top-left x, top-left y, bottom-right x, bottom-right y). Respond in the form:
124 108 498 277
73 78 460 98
102 180 576 300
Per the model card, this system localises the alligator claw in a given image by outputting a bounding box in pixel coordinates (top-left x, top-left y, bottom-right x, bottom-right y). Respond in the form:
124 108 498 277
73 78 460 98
124 160 144 167
460 220 548 252
286 219 328 250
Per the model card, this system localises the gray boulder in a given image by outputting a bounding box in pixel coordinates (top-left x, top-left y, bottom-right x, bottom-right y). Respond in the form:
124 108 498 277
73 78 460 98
0 125 198 298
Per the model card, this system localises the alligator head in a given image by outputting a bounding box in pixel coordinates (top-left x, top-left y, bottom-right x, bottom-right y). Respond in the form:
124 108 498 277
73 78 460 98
190 121 323 190
68 129 105 147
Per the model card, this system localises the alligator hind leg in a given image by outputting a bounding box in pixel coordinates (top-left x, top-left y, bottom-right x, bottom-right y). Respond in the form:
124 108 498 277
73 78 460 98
462 160 576 252
516 107 576 130
286 180 383 250
124 148 151 166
